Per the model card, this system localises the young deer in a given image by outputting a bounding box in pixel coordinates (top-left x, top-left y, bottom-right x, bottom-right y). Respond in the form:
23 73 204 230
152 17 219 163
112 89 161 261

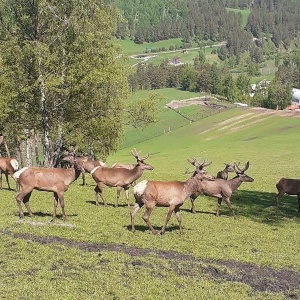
0 157 19 190
91 149 154 207
13 157 83 221
130 159 215 235
198 161 254 219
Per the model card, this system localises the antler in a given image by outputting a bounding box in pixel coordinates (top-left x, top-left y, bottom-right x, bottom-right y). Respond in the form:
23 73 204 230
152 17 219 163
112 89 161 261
131 148 150 161
187 157 200 167
233 161 249 174
188 158 211 169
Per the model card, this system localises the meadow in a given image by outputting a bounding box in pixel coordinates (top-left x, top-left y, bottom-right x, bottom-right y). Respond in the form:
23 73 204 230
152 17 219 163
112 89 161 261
0 100 300 299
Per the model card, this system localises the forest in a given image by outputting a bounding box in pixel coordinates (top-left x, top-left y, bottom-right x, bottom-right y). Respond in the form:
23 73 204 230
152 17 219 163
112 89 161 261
0 0 300 166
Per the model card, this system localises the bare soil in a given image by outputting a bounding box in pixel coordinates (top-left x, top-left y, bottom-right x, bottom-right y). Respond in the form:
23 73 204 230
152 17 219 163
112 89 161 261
166 98 300 117
5 230 300 298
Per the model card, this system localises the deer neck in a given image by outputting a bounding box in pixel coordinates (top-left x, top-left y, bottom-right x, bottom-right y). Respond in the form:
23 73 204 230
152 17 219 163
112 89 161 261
184 176 201 197
228 176 243 192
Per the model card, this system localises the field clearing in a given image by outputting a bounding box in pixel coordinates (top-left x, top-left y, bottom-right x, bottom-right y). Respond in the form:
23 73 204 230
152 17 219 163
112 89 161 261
1 106 300 299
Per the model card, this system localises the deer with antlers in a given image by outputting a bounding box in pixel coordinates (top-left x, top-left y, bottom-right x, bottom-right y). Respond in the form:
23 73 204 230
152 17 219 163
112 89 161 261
91 149 154 207
196 161 254 219
130 158 215 235
188 159 213 214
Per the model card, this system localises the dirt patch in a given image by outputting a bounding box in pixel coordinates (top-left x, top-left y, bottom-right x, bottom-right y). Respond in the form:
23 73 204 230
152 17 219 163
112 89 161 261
166 97 228 110
4 230 300 297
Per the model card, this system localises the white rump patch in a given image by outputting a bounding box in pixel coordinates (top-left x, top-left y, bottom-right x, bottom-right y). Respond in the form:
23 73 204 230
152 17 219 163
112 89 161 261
10 159 19 171
91 166 101 175
134 180 148 196
13 167 28 180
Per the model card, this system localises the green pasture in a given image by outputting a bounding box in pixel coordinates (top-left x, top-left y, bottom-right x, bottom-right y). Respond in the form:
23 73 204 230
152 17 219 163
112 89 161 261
226 8 251 28
1 106 300 299
121 88 231 149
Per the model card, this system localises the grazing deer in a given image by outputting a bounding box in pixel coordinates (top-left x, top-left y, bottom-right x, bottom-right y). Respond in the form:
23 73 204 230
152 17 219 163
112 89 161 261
60 154 105 186
216 163 234 180
0 157 19 190
130 159 215 235
275 178 300 212
13 157 84 221
197 161 254 219
91 149 154 207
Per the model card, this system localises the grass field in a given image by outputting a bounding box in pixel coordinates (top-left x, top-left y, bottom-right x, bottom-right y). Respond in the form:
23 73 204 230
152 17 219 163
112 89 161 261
1 101 300 299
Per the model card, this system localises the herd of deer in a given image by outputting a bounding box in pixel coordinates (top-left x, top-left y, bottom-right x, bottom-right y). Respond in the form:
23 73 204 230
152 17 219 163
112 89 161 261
0 150 299 235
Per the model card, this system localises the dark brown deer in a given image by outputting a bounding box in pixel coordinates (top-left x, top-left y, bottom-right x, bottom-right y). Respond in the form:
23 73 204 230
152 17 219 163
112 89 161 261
275 178 300 212
91 149 154 207
0 157 19 190
60 154 105 186
197 161 254 219
216 163 234 180
13 157 84 221
130 159 215 235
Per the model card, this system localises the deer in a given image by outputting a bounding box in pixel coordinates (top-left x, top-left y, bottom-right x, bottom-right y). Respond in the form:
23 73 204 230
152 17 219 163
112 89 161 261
13 156 84 221
60 154 105 186
275 178 300 212
187 159 213 214
196 161 254 219
0 157 19 190
216 163 234 180
130 158 215 235
91 149 154 208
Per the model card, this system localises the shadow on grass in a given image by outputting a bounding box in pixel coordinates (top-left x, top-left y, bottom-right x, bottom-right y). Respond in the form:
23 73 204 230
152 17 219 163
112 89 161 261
190 189 299 225
18 211 78 218
127 224 180 234
85 200 129 208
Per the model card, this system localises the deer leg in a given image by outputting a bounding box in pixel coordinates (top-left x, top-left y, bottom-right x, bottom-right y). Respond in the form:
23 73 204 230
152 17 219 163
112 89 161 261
224 197 237 219
174 205 183 234
56 192 66 221
124 188 130 207
190 196 196 213
94 183 106 206
160 205 176 235
130 202 144 233
115 186 122 208
297 195 300 213
216 198 222 217
51 193 59 222
17 190 33 218
5 173 11 190
82 171 86 186
275 191 285 209
142 204 156 234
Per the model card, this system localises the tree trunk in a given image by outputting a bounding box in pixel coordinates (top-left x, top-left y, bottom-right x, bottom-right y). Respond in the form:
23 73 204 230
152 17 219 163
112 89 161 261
39 55 51 167
25 128 32 166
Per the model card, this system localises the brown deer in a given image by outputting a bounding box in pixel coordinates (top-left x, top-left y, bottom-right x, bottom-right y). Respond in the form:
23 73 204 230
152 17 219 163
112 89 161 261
91 149 154 207
130 159 215 235
0 157 19 190
216 163 234 180
60 154 105 186
197 161 254 219
13 157 84 221
275 178 300 212
187 159 213 214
